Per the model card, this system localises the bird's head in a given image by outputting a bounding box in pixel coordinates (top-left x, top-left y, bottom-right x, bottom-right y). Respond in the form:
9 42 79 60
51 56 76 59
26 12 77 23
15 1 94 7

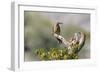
57 22 63 25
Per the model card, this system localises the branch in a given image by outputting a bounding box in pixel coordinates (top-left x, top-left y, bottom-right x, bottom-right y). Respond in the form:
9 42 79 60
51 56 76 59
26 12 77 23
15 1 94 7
77 32 86 52
53 33 69 48
53 32 86 55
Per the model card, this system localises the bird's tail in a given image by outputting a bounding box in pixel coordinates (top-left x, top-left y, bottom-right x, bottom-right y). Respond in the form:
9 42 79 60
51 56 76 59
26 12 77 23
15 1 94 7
57 38 62 44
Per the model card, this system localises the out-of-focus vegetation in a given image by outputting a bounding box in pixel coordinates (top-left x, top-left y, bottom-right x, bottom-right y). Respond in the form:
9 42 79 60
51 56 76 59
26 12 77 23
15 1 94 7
36 48 78 60
24 12 60 52
24 11 90 61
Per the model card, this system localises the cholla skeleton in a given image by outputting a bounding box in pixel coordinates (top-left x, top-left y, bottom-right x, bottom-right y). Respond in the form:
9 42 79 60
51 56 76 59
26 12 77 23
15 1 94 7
69 32 80 46
52 22 86 55
68 32 86 54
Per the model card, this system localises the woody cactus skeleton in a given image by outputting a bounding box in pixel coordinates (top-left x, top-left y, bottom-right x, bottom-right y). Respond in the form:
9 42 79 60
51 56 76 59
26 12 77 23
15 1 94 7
36 22 86 60
53 22 86 55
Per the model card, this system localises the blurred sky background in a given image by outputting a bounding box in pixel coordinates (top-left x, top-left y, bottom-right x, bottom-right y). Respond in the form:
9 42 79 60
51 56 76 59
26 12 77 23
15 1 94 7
24 11 90 61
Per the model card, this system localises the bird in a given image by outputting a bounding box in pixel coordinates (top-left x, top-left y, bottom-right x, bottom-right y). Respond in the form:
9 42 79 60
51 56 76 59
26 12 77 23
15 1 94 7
53 22 63 44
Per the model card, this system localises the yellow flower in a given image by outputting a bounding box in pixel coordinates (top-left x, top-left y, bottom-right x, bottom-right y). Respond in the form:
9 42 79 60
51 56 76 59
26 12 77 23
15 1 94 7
63 55 68 60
